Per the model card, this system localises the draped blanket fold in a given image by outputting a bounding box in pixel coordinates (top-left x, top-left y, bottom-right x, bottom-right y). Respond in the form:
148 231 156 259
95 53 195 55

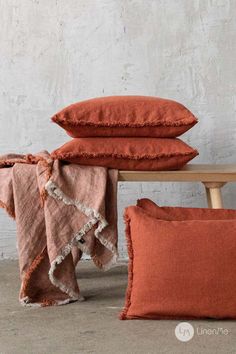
0 152 118 307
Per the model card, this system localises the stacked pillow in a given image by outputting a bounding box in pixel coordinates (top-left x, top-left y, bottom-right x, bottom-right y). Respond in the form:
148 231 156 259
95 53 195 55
51 96 198 170
120 198 236 320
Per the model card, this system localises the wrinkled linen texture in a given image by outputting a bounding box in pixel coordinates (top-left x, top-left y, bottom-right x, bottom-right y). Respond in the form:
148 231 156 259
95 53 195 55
0 152 118 306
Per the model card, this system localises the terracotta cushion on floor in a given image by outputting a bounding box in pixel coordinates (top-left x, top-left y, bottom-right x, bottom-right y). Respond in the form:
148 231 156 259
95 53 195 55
120 205 236 320
52 96 198 138
51 137 198 171
137 198 236 220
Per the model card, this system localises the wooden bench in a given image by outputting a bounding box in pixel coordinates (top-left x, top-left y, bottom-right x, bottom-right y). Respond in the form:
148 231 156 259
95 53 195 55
118 164 236 209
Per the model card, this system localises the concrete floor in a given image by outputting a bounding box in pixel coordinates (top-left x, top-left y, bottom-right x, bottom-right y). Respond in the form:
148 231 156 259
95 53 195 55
0 261 236 354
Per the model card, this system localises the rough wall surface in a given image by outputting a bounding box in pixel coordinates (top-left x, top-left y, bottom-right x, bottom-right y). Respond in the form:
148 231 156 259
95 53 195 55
0 0 236 259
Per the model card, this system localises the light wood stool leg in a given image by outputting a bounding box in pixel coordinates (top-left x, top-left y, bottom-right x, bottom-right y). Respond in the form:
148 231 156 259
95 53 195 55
205 187 212 208
203 182 226 209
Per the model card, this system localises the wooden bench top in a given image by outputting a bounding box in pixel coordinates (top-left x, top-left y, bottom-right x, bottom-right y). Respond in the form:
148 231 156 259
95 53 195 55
118 164 236 182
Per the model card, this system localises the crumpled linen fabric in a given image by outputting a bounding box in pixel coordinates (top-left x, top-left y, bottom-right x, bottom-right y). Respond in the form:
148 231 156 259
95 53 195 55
0 151 118 306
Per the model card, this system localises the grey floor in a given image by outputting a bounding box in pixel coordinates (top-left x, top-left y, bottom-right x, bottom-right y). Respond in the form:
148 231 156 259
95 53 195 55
0 260 236 354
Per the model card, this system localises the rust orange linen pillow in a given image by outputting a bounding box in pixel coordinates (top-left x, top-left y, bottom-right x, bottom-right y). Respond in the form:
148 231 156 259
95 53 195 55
120 206 236 320
137 198 236 220
52 96 198 138
51 138 198 171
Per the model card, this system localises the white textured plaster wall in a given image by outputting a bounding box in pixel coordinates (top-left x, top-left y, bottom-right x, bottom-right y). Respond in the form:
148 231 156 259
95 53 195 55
0 0 236 259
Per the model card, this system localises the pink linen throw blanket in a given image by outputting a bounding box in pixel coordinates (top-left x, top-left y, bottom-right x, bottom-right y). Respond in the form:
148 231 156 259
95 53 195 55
0 152 118 306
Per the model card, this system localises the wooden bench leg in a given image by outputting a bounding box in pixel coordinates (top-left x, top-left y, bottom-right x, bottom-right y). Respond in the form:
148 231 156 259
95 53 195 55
205 187 212 208
203 182 226 209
